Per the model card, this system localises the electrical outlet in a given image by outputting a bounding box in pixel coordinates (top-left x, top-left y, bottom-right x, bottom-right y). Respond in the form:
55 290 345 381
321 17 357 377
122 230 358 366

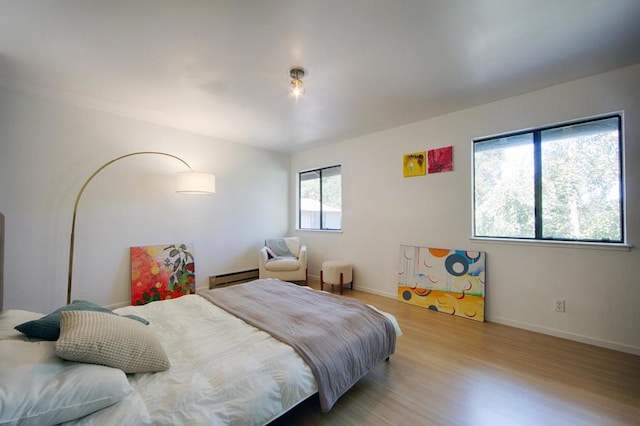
554 299 565 313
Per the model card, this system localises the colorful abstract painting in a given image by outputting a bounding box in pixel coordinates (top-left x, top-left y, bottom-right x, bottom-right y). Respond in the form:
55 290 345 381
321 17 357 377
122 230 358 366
131 243 195 305
403 151 427 177
398 245 485 322
428 146 453 173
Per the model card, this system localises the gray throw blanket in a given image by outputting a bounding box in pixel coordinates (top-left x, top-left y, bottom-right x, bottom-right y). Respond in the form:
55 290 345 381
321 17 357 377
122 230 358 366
200 279 396 412
265 238 293 257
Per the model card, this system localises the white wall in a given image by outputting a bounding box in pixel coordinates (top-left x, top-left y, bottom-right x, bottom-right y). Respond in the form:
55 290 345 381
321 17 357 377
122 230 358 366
0 86 290 312
291 65 640 355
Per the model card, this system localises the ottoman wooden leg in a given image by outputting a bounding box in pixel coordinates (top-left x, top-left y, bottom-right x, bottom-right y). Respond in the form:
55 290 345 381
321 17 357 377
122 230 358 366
320 270 324 291
340 272 344 295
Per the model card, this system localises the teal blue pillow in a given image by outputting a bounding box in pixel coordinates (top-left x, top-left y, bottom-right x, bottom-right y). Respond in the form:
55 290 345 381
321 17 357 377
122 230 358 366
14 300 149 341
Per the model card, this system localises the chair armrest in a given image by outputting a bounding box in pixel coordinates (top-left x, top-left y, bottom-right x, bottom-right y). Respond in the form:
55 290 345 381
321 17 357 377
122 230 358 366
259 247 269 268
298 245 307 267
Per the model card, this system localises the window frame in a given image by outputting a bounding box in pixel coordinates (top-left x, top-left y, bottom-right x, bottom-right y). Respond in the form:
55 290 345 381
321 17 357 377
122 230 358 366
472 113 626 245
297 165 342 231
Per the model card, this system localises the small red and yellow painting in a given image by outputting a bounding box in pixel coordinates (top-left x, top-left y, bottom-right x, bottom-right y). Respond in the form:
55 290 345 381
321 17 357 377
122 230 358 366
130 243 196 306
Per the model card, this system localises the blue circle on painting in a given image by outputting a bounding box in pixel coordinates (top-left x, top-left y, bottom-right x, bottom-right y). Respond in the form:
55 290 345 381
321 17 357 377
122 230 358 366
428 305 438 311
466 251 482 263
445 253 469 277
402 290 412 301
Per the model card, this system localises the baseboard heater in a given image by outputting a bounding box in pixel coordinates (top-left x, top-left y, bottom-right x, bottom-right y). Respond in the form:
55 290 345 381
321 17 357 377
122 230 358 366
209 269 259 289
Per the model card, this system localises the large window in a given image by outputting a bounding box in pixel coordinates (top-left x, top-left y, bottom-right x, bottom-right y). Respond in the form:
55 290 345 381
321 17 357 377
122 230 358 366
473 114 624 243
298 165 342 230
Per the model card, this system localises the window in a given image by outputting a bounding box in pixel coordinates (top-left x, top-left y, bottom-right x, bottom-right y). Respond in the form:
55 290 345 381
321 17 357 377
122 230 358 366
473 114 624 243
298 165 342 230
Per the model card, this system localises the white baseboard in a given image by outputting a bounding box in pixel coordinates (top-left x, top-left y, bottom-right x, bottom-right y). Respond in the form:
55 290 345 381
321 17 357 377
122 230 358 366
309 274 397 298
488 315 640 356
190 276 638 356
320 277 640 356
107 283 212 310
352 285 397 299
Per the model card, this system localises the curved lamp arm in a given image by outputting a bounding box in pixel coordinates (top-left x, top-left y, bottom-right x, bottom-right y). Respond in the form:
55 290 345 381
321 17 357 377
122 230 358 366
67 151 213 304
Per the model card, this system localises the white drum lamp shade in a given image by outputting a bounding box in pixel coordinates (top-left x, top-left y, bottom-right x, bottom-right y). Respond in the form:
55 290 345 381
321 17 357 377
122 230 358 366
176 171 216 194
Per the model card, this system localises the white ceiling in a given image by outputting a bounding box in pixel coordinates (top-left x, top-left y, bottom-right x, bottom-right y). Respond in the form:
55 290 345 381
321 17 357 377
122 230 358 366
1 1 639 152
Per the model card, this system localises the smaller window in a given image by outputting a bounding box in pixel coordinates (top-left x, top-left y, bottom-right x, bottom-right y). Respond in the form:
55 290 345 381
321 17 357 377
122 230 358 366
298 165 342 230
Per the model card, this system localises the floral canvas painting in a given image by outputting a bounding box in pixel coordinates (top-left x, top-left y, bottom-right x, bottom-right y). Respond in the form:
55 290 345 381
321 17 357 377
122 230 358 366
131 243 195 305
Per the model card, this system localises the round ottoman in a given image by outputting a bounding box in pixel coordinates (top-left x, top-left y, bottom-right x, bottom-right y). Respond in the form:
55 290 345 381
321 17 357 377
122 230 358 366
320 260 353 295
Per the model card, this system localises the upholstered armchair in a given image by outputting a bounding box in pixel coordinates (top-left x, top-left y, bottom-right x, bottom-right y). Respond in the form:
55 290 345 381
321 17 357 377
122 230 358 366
258 237 308 285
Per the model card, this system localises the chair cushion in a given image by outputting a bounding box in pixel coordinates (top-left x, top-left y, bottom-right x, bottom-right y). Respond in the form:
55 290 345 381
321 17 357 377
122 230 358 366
265 257 301 271
284 237 300 257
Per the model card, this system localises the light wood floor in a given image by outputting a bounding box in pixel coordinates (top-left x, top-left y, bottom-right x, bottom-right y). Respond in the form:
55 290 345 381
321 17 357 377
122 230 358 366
271 280 640 426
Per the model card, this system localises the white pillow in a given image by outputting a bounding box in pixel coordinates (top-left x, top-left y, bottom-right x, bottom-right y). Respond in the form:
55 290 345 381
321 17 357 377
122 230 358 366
0 339 132 426
63 392 152 426
0 309 44 340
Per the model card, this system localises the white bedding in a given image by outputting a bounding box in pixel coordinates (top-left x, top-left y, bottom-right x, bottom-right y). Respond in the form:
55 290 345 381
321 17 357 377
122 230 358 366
110 294 318 425
65 392 152 426
3 290 401 425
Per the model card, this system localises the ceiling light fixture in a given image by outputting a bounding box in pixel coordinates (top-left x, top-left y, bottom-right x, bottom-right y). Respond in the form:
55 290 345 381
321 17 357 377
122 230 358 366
289 67 305 100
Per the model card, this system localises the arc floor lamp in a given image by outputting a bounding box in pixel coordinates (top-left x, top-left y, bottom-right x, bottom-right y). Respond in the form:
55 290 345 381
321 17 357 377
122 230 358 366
67 151 215 304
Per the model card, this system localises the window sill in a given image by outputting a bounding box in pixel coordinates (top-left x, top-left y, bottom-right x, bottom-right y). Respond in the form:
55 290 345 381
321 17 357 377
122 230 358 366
295 228 343 233
470 237 632 251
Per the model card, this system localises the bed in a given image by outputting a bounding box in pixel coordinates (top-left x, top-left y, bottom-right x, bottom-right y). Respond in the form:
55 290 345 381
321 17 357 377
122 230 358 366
0 216 400 425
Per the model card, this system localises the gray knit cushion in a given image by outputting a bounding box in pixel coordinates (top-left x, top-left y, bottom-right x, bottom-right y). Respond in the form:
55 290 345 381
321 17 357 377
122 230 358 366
55 311 170 373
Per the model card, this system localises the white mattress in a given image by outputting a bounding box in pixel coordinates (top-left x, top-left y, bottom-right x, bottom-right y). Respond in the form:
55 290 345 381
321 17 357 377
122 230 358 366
99 294 318 425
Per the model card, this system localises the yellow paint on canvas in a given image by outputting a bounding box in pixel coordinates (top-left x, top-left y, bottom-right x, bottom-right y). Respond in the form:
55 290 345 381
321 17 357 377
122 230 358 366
403 151 426 177
397 286 485 322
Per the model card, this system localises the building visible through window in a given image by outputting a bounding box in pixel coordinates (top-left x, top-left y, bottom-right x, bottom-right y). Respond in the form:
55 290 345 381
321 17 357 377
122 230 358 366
298 165 342 230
